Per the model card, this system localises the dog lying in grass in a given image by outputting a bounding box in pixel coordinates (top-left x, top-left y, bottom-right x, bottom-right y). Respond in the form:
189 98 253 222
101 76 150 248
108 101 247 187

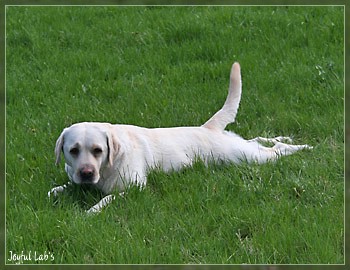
49 62 312 213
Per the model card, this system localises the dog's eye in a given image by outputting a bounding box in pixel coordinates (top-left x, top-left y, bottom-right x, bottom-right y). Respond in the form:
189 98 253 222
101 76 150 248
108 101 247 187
93 148 103 156
70 148 79 156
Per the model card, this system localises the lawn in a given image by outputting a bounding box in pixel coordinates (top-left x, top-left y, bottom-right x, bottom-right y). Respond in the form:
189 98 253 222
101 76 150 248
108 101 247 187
6 6 344 264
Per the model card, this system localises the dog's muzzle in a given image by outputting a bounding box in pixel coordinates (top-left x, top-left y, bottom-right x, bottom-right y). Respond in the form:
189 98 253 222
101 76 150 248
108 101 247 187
79 164 96 183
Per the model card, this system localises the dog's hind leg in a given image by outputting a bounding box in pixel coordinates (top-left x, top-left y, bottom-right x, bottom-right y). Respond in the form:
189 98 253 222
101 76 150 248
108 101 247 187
248 136 293 144
272 142 313 156
243 140 313 164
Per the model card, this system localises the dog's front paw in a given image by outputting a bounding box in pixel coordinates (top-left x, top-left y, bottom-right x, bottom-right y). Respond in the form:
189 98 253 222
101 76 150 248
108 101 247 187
85 194 116 215
48 182 71 198
86 206 101 215
48 186 64 198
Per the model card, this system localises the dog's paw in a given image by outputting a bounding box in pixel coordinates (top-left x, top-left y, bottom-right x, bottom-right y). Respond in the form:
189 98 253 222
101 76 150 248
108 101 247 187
274 136 293 143
48 182 71 198
86 206 101 215
303 144 313 150
86 194 116 215
47 186 64 198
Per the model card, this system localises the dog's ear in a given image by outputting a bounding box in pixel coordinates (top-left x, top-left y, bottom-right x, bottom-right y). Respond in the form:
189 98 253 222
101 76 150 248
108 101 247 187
106 127 120 167
55 129 65 165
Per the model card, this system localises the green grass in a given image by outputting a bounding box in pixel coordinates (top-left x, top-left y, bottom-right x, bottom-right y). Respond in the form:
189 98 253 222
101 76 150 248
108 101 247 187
6 6 343 264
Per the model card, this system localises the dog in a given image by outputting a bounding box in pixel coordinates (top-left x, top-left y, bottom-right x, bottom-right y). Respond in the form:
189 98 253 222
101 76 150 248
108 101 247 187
49 62 312 213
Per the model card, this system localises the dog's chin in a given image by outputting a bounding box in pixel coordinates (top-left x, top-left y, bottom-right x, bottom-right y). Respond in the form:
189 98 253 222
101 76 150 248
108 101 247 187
72 174 100 185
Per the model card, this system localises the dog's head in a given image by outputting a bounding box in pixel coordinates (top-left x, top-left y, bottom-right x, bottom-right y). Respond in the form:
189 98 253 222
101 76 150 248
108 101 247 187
55 122 119 185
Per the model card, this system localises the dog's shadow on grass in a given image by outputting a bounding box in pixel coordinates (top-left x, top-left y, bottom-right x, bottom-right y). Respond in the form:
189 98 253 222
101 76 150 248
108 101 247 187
50 183 113 212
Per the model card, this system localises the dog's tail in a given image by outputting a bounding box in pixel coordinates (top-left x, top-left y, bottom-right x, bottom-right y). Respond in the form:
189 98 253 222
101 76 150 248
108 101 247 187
202 62 242 131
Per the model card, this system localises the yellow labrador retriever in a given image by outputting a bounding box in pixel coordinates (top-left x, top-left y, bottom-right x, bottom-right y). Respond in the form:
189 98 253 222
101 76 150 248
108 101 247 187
50 62 312 213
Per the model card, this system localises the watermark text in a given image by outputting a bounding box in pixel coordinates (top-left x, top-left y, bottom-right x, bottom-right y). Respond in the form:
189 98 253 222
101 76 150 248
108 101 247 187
7 250 54 264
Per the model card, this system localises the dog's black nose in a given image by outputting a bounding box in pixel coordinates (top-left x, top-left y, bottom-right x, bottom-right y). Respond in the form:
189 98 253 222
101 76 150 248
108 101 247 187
79 165 95 182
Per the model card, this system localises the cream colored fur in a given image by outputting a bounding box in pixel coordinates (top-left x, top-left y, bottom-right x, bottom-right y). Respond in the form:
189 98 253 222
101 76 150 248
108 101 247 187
50 62 312 213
